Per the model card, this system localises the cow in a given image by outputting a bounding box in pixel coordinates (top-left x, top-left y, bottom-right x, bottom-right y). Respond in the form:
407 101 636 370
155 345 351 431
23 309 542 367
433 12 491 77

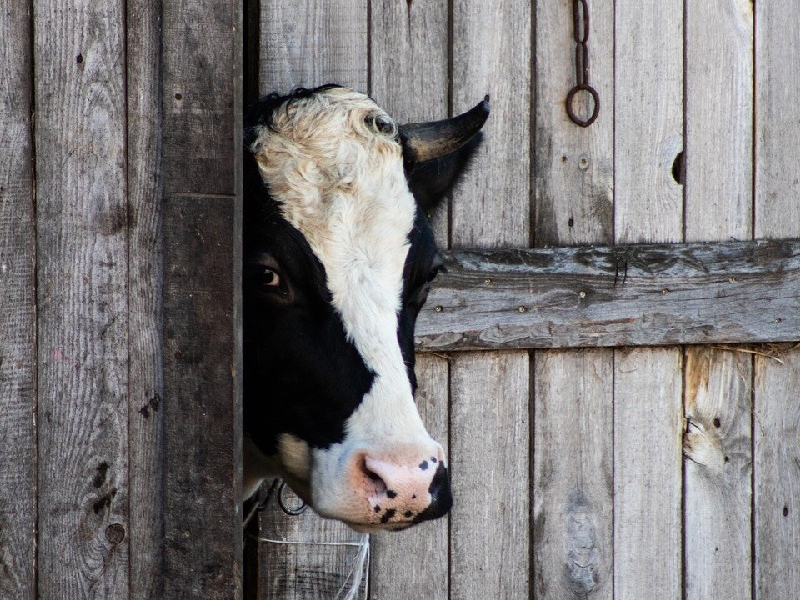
243 85 489 532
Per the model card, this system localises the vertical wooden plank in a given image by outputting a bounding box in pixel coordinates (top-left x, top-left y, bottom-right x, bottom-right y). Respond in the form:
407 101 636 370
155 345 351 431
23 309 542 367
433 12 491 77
370 356 449 600
753 351 800 599
163 0 238 196
754 2 800 596
34 0 130 596
533 350 613 600
162 197 241 599
450 353 530 600
533 2 614 599
370 0 449 244
368 5 450 598
450 2 530 598
534 0 614 247
613 0 683 598
684 2 754 597
255 4 368 598
259 0 367 93
127 0 164 596
0 2 35 598
162 0 243 596
613 349 684 600
684 348 753 600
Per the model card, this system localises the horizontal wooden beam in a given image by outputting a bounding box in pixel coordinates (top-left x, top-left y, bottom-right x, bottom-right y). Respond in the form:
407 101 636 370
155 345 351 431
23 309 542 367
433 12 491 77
415 239 800 351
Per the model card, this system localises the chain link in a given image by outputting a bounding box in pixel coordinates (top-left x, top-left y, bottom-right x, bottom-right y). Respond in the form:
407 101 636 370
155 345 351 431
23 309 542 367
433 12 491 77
566 0 599 127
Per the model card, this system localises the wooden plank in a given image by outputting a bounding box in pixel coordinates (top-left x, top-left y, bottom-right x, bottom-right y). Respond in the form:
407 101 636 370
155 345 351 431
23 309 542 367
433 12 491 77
533 350 613 600
369 355 449 600
259 0 368 93
613 348 684 600
367 6 450 598
162 196 241 599
369 0 449 244
684 2 754 597
256 499 368 600
614 0 684 245
161 0 242 594
163 0 239 196
534 0 614 247
126 0 165 596
413 239 800 351
33 0 130 596
0 1 35 598
450 2 531 597
449 353 530 600
533 2 614 598
684 348 753 599
754 3 800 596
753 350 800 599
254 3 369 598
613 0 684 597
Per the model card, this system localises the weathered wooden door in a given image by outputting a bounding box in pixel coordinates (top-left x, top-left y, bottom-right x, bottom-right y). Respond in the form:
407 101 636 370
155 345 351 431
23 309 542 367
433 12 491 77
247 1 800 599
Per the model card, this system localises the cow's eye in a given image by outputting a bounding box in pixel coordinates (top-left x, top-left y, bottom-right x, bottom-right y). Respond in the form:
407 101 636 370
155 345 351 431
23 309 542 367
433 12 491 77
258 267 280 288
365 114 395 136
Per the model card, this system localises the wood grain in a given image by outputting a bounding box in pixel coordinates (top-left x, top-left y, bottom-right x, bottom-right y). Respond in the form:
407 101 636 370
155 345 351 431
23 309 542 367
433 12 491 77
534 0 614 247
533 3 615 598
754 3 800 595
34 0 130 596
369 0 449 245
613 1 684 597
684 348 753 600
533 350 613 600
0 1 36 598
613 348 684 600
259 0 368 93
449 353 530 600
683 2 754 596
450 1 531 598
126 0 165 596
162 196 241 599
414 240 800 350
369 356 449 600
162 0 238 196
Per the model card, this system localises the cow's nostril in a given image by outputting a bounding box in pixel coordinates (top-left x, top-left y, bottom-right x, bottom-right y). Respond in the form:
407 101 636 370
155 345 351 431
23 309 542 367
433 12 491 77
361 458 388 494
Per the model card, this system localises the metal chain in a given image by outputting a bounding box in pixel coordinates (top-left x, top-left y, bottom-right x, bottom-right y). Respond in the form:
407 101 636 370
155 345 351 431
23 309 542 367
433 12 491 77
566 0 599 127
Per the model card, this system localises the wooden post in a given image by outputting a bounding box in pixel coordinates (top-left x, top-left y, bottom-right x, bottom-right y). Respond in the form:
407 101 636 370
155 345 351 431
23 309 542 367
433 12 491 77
0 1 36 598
613 1 685 599
34 0 131 595
449 1 532 598
161 0 243 597
754 0 800 595
684 0 754 597
532 0 615 597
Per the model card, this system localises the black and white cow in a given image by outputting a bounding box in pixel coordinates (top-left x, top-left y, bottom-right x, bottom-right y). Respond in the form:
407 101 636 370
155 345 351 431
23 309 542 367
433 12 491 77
243 85 488 532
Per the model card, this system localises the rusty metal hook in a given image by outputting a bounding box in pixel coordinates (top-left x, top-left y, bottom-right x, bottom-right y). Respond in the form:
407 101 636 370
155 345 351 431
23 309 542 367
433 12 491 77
566 84 600 128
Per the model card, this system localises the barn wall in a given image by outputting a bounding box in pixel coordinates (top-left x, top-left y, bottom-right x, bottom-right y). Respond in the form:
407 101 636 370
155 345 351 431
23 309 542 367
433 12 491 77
0 0 242 598
251 1 800 599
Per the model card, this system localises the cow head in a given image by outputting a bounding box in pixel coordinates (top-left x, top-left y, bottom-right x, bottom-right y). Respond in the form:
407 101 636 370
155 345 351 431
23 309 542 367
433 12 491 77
243 85 488 532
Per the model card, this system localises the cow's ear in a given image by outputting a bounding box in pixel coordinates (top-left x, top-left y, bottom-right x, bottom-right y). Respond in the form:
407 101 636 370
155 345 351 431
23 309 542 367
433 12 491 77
400 96 489 212
406 133 484 211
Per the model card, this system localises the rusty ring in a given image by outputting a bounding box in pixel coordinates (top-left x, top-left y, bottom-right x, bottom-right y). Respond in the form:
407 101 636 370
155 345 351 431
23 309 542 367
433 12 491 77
566 84 600 128
278 481 308 516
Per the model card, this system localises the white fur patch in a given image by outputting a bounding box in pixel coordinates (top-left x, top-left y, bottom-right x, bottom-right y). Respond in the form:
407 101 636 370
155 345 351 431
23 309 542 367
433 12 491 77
250 88 436 512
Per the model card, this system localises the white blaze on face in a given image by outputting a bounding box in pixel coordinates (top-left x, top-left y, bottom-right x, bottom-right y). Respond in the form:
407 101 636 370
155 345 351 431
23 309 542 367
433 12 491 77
250 88 434 506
